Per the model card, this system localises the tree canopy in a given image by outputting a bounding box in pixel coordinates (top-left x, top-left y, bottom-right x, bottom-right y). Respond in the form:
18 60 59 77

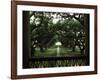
29 11 89 55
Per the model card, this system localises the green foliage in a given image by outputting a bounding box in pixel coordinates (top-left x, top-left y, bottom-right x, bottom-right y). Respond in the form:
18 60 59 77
29 11 87 55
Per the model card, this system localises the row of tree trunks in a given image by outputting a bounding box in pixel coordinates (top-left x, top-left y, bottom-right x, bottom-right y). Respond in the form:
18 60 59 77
22 11 90 68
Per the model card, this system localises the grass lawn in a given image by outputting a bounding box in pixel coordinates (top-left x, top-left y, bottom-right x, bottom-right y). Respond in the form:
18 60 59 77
30 46 87 68
32 46 80 57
